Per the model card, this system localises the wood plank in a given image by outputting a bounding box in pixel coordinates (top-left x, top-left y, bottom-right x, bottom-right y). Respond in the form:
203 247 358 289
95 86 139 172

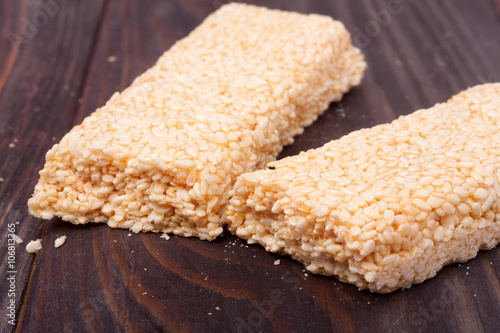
1 0 499 332
0 0 104 331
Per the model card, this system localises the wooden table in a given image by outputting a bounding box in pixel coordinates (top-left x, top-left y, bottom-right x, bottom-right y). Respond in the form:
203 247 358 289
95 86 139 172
1 0 500 332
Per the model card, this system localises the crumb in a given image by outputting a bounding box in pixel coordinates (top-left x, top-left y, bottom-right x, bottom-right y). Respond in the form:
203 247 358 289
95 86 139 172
473 294 476 297
15 221 19 224
204 276 208 281
215 306 221 311
26 239 42 253
108 56 117 62
274 259 280 266
54 235 67 248
466 266 470 269
9 143 15 148
14 139 17 143
113 240 117 243
144 268 147 271
14 235 23 244
142 292 147 295
368 302 371 304
128 233 132 236
491 262 493 265
160 233 170 240
304 273 308 277
0 177 4 182
299 287 303 290
466 272 469 275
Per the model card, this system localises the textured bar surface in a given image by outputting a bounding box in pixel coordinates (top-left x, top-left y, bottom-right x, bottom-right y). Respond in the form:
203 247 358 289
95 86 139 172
227 83 500 292
28 3 365 240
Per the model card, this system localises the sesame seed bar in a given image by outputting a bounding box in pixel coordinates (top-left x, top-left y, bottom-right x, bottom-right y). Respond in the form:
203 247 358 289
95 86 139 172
28 4 366 240
227 83 500 292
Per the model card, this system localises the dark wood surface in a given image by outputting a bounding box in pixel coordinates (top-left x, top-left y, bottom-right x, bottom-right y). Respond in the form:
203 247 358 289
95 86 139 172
1 0 500 332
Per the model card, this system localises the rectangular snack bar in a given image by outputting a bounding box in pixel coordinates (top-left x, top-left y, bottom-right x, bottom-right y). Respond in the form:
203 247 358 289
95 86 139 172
28 3 366 240
227 83 500 292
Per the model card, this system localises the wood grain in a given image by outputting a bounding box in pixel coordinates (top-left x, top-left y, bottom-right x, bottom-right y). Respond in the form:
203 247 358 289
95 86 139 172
0 1 105 332
1 0 499 332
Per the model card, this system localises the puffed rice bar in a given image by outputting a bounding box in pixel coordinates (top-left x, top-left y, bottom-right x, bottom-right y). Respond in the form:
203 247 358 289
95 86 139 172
28 3 366 240
227 83 500 292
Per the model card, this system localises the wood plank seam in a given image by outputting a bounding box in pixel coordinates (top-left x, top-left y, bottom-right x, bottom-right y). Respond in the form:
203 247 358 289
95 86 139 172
13 224 46 333
68 0 112 129
0 1 27 93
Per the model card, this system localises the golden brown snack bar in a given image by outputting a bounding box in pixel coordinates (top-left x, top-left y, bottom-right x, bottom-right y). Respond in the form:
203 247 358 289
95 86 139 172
227 83 500 291
28 4 366 240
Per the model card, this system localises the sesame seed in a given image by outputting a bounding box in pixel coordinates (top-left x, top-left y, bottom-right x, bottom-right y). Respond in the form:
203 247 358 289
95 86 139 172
427 196 444 209
26 239 42 253
54 235 67 248
458 203 471 215
454 187 469 199
473 188 488 200
413 198 432 212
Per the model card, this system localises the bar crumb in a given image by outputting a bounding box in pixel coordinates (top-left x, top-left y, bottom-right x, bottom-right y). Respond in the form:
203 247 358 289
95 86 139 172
54 235 67 248
14 235 23 244
160 233 170 240
26 239 42 253
274 259 281 266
